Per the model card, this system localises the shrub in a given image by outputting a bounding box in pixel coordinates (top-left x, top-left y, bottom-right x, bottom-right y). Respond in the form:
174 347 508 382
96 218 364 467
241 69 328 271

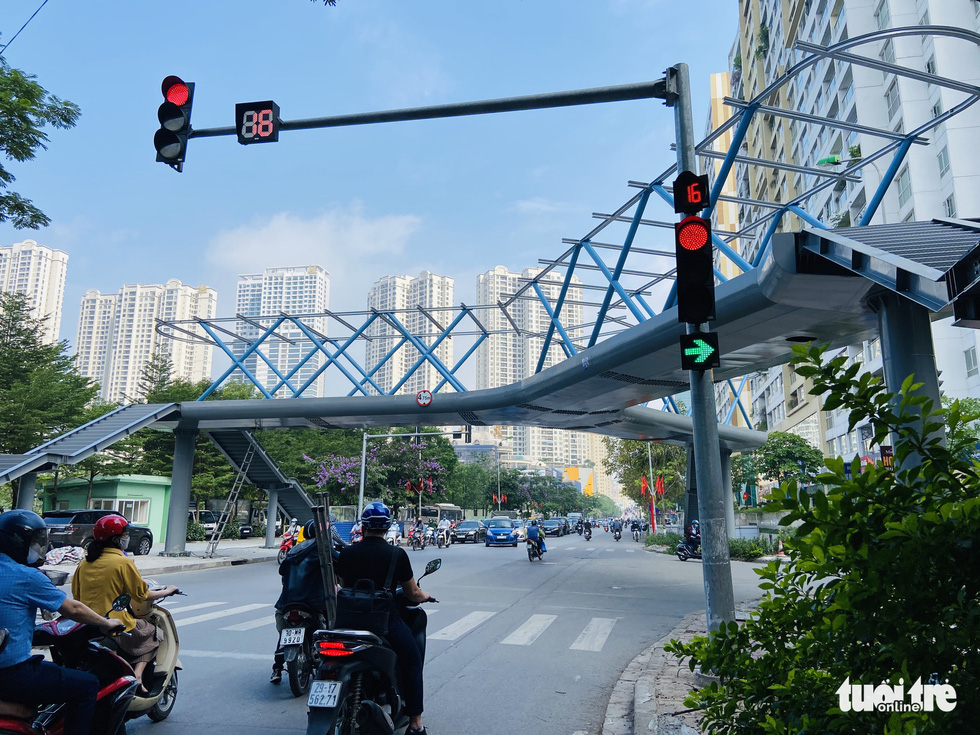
220 523 240 540
650 531 684 550
665 344 980 733
726 537 769 560
252 522 266 537
185 522 206 541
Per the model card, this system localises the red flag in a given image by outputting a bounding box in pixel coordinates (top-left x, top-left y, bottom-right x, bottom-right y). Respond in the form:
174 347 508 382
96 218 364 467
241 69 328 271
406 480 412 494
502 494 507 503
656 476 665 497
640 476 648 495
427 476 434 492
492 494 497 504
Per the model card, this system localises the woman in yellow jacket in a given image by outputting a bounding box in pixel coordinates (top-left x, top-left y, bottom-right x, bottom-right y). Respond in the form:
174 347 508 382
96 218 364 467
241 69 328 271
71 515 178 693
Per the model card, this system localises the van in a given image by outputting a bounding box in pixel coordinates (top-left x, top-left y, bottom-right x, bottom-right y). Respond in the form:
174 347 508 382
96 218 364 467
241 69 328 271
188 510 218 534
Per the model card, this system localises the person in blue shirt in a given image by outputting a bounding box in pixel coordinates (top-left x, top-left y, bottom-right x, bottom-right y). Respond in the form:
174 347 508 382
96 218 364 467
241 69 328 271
527 519 546 554
0 510 125 735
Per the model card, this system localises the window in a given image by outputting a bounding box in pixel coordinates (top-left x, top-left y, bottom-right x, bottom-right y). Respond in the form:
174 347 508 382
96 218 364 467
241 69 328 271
925 56 937 75
880 39 895 65
944 194 957 218
937 145 951 177
897 167 912 207
966 347 978 378
875 0 890 29
932 100 943 119
885 81 901 119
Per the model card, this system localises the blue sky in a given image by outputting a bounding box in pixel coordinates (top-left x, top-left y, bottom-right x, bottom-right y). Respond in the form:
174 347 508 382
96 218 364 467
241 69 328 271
1 0 738 360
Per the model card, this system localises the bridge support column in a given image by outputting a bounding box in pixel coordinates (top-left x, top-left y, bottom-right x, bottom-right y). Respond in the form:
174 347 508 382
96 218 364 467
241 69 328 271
163 427 198 556
14 473 37 511
870 292 945 464
721 451 736 539
264 487 279 549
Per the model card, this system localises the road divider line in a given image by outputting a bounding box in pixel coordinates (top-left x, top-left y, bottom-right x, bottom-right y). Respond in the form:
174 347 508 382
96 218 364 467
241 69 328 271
428 611 495 641
501 614 557 646
164 602 226 614
570 618 617 651
180 649 268 660
220 616 275 631
175 603 269 626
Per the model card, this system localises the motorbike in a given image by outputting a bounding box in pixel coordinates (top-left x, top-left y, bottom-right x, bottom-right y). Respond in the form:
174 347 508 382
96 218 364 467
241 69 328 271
613 528 622 541
408 528 426 551
351 528 364 544
0 595 137 735
384 526 401 546
603 524 609 532
436 527 451 549
576 525 583 536
278 532 297 564
584 527 592 541
526 538 543 562
676 539 702 561
306 559 441 735
278 604 325 698
632 528 641 542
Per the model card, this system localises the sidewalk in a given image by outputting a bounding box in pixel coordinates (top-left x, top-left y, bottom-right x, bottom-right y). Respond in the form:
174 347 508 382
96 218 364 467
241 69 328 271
44 538 281 582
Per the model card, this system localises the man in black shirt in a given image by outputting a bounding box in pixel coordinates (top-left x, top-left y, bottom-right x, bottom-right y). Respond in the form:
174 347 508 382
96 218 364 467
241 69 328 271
336 502 432 735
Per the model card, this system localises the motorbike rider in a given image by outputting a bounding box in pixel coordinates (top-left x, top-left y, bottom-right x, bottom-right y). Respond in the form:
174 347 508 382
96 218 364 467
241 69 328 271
0 510 126 735
576 519 584 534
327 513 349 552
410 516 426 545
336 502 433 735
71 515 179 695
526 519 546 555
630 518 642 536
611 517 623 535
583 518 592 534
436 517 451 546
271 520 329 685
685 520 701 549
285 517 300 539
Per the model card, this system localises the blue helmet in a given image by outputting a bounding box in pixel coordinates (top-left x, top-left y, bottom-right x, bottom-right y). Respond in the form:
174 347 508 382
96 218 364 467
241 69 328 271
361 502 393 530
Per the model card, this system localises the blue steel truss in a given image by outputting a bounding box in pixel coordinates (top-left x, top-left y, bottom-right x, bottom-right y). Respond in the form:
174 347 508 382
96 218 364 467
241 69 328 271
156 27 980 427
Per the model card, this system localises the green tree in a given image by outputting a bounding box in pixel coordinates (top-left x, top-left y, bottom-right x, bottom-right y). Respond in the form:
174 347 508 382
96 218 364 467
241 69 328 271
0 58 81 229
666 344 980 733
602 437 686 506
754 430 824 488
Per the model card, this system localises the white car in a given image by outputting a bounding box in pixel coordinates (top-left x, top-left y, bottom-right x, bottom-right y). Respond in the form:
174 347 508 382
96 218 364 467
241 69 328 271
512 521 527 541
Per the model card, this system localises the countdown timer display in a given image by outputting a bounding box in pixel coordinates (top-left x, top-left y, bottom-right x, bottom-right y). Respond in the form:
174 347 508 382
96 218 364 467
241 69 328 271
235 101 281 145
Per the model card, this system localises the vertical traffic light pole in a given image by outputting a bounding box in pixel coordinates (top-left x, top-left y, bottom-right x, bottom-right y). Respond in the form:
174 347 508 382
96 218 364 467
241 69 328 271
669 63 735 633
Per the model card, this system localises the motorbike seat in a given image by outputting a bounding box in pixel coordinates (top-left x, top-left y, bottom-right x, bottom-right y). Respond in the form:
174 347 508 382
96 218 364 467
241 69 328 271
326 628 385 645
0 699 36 721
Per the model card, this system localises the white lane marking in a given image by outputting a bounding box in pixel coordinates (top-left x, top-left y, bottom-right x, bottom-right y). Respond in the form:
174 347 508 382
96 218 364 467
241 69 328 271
564 546 575 551
181 649 268 661
626 549 636 553
605 548 614 552
570 618 617 651
220 615 275 631
501 614 557 646
428 611 495 641
175 603 269 626
165 602 226 615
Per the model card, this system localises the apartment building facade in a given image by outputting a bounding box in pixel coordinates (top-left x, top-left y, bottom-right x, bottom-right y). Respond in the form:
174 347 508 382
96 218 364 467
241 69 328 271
0 240 69 344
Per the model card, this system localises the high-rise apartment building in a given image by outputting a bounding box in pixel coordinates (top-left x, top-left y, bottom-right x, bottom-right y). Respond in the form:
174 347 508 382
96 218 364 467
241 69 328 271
729 0 980 461
76 280 217 403
235 265 331 398
0 240 69 344
364 271 454 396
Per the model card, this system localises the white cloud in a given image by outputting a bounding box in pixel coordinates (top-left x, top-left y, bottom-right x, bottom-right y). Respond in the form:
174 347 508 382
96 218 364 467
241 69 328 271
205 203 422 316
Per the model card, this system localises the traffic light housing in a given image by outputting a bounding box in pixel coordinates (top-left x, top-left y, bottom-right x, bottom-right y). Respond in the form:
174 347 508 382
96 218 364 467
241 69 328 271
674 215 715 324
679 331 720 371
154 75 195 171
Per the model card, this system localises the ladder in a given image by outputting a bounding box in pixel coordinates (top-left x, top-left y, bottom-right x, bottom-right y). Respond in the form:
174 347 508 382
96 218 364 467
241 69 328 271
204 441 256 558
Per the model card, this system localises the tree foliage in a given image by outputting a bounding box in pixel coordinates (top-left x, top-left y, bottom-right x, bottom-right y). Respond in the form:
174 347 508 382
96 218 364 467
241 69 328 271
666 344 980 733
754 430 824 487
0 57 80 229
602 437 686 506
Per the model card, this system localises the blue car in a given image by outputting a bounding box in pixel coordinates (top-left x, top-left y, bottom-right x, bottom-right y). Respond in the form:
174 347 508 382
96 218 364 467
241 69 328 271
484 518 520 547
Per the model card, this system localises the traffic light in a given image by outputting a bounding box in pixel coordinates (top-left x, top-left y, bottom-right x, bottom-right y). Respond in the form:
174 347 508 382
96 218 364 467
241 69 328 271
679 331 720 371
674 215 715 324
154 75 195 172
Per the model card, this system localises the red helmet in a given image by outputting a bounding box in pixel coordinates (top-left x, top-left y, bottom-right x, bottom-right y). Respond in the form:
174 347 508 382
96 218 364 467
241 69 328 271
93 514 129 541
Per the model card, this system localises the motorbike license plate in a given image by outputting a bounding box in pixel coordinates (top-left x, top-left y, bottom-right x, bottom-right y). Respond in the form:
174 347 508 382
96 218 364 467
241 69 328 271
308 680 342 708
279 627 305 646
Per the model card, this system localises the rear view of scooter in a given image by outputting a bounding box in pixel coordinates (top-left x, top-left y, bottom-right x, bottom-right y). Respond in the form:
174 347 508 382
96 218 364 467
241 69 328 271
279 604 322 697
124 583 184 723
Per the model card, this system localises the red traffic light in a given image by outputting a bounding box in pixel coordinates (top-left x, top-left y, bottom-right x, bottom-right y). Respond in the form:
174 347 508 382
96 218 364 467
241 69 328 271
676 216 710 251
161 76 190 106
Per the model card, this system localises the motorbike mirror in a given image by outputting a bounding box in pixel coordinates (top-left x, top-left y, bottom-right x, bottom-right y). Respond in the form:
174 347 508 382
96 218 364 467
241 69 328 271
424 559 441 575
110 594 131 613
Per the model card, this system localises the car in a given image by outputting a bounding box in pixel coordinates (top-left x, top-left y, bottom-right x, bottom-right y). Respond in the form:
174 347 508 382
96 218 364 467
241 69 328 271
451 520 486 544
512 521 527 541
484 518 520 547
542 519 563 537
189 510 218 534
42 510 154 556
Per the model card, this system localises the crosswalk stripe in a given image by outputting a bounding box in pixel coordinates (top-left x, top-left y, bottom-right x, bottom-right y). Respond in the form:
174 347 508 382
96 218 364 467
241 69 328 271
181 649 268 661
175 604 269 626
165 602 226 615
429 611 495 641
501 614 557 646
220 616 276 631
570 618 617 651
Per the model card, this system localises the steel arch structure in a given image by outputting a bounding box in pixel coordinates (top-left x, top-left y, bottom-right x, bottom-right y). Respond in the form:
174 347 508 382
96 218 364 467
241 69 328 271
156 27 980 423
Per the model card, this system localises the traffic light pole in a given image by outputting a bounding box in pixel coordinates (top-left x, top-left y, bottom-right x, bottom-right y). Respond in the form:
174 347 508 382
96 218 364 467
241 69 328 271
669 63 736 633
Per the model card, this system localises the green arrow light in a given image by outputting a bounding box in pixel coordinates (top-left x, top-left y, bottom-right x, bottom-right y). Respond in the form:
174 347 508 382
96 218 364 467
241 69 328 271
683 338 716 363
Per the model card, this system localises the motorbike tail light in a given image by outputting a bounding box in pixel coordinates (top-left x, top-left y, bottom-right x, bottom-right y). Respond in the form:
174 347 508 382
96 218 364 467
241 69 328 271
317 641 354 657
286 610 305 625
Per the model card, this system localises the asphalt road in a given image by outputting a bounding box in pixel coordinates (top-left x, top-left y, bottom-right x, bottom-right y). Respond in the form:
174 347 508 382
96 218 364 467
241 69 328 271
126 531 764 735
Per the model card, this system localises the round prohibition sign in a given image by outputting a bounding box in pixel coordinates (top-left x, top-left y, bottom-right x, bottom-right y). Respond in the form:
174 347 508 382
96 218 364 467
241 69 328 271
416 390 433 407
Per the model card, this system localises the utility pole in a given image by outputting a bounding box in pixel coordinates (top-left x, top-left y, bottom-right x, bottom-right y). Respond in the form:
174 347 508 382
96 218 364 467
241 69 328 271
667 63 736 632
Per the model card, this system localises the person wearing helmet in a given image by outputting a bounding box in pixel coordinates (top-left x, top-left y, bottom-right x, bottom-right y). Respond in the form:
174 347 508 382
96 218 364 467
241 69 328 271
270 519 329 684
336 502 433 735
0 510 126 735
526 519 546 555
685 519 701 548
285 517 300 539
71 514 179 694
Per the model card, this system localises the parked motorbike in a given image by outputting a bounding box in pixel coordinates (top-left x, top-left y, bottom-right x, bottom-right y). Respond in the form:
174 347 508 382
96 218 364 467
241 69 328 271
306 559 441 735
676 540 702 561
278 604 324 698
526 538 543 562
584 528 592 541
278 532 297 564
0 595 137 735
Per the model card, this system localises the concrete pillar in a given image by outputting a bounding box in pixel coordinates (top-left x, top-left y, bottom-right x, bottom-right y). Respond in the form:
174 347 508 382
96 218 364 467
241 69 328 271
15 473 37 511
264 487 279 549
163 427 198 555
870 292 945 465
721 451 736 539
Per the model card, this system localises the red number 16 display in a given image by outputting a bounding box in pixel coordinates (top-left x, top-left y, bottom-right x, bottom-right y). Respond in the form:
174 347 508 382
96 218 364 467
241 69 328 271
235 101 281 145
